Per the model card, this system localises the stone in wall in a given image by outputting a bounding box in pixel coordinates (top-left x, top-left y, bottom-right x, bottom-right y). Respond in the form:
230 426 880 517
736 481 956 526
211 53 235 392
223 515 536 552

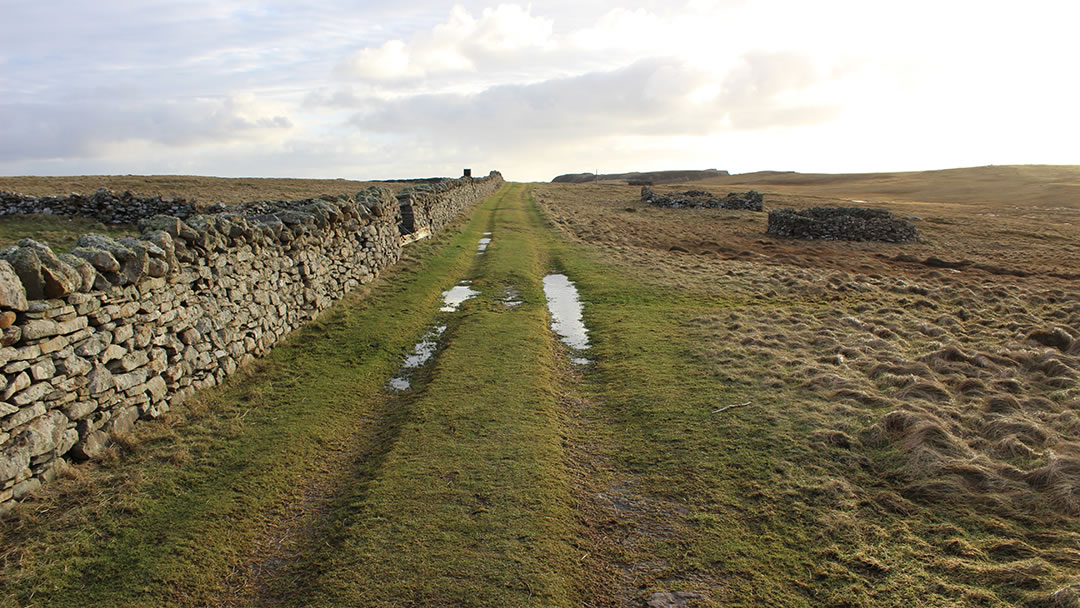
767 207 920 243
641 186 763 211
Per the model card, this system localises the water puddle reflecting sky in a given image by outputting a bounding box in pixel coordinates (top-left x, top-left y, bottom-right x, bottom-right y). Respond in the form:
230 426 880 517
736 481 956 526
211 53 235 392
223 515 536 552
389 324 447 391
543 273 591 364
440 282 479 312
501 287 523 309
391 280 479 391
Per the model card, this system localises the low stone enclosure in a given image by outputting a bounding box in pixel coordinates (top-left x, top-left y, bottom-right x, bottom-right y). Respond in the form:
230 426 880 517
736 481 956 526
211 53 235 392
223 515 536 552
639 185 920 244
641 186 763 211
0 171 503 510
767 207 920 243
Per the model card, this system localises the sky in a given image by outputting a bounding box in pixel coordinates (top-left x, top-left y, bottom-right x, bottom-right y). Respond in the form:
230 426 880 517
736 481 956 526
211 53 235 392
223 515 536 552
2 0 1078 181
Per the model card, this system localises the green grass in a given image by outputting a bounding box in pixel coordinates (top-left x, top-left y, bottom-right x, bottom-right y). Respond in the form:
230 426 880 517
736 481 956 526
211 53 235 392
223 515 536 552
274 183 580 606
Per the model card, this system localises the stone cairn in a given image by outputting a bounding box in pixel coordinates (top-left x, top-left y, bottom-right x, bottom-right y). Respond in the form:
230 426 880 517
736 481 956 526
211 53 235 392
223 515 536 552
641 186 763 211
767 207 920 243
0 172 503 512
0 189 197 224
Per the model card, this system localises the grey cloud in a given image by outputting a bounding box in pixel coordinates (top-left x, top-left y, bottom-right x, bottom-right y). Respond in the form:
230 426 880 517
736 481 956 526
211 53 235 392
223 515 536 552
347 55 840 146
350 58 702 137
0 99 292 162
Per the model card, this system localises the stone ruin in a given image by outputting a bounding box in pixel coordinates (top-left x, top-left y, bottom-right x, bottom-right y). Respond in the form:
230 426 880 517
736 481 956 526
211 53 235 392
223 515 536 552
767 207 920 243
641 186 763 211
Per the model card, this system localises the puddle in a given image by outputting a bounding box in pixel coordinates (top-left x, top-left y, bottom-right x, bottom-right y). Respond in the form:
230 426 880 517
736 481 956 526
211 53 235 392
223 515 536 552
501 287 522 308
403 325 446 367
441 282 479 312
392 280 478 391
543 273 591 363
477 237 492 253
389 377 412 391
389 325 447 391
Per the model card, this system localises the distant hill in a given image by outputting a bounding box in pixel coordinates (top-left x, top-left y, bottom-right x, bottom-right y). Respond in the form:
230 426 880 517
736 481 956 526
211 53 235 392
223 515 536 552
551 169 729 185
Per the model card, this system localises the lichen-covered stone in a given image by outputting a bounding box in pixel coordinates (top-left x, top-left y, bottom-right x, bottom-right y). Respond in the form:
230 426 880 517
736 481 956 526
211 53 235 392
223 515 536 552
69 246 119 273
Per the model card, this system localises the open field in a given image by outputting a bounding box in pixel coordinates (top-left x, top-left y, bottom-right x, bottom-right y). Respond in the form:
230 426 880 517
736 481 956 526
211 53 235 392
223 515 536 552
675 164 1080 210
1 169 1078 607
533 178 1080 605
0 175 410 205
585 165 1080 209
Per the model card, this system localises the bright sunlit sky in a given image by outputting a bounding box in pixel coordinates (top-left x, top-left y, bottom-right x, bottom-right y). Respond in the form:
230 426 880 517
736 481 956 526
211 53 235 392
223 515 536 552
2 0 1078 181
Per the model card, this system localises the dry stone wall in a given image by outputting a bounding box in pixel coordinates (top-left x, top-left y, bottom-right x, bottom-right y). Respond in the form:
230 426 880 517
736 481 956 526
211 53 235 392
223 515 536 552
0 175 502 511
0 189 197 224
767 207 920 243
398 171 503 235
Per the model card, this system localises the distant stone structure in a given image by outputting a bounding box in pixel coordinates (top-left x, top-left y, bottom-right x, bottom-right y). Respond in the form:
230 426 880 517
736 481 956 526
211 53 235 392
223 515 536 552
641 186 763 211
767 207 920 242
0 171 503 511
0 189 197 224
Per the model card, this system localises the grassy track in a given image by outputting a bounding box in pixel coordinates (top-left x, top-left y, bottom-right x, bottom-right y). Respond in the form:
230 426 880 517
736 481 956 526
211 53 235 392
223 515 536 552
289 183 580 606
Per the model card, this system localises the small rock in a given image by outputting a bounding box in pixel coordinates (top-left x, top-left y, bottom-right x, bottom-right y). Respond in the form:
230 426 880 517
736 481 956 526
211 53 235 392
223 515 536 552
87 365 115 394
29 358 56 381
23 410 68 456
1 371 29 401
12 477 41 500
12 381 52 406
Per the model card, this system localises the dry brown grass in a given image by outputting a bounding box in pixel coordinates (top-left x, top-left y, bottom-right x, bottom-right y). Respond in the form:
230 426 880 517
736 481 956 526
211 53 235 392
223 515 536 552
684 164 1080 209
534 170 1080 605
0 175 407 205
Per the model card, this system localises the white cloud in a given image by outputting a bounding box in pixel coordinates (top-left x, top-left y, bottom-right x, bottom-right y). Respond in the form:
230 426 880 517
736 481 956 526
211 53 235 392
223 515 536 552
338 4 556 81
